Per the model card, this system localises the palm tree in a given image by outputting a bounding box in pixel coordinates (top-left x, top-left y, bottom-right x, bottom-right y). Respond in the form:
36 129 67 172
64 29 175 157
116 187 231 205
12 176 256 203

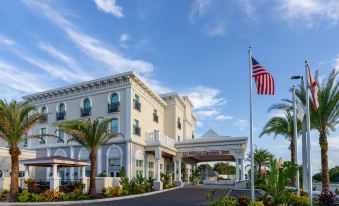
56 117 122 196
295 69 338 192
0 100 48 201
260 110 301 167
247 149 272 178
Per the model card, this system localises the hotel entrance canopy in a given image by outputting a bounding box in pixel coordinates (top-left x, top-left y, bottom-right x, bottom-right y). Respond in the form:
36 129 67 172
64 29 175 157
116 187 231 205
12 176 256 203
20 156 89 167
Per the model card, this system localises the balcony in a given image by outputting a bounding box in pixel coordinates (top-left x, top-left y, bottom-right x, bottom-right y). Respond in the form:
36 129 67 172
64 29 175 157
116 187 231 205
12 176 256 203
133 126 141 136
145 131 175 148
80 108 91 117
133 100 141 111
153 114 159 123
108 103 119 113
39 114 48 123
56 111 66 121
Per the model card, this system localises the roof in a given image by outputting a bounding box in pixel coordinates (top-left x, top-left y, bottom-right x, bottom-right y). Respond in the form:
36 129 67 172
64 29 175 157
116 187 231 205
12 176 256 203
201 129 220 138
20 156 89 167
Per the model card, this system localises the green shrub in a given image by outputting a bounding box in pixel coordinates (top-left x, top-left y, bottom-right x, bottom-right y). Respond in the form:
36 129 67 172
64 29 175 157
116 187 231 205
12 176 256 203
208 197 238 206
289 194 309 206
31 193 44 202
61 193 77 201
104 186 122 197
146 176 155 192
119 167 130 195
18 189 30 202
248 201 265 206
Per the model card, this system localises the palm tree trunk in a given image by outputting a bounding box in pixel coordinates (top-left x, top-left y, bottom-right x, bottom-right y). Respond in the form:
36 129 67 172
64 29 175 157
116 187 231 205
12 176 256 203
89 151 97 196
319 132 330 192
258 163 262 178
9 145 21 201
290 140 296 187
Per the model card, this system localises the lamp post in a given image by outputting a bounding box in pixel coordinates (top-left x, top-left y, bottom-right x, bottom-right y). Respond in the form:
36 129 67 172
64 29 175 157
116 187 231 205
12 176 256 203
291 75 303 196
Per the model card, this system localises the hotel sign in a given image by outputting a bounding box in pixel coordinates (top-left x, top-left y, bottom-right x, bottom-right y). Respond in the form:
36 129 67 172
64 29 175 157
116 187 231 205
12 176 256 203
183 150 229 157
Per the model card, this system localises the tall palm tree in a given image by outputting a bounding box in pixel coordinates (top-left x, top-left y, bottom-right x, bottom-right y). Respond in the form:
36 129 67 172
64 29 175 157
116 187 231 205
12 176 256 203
260 110 301 167
247 149 272 178
295 69 338 192
56 117 122 196
0 100 48 201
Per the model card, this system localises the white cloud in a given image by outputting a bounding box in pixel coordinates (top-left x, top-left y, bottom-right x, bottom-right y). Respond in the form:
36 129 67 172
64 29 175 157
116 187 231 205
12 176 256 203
119 33 129 48
189 0 215 22
0 60 46 94
196 109 218 118
233 119 248 131
184 86 226 110
216 115 233 120
23 0 153 75
203 19 226 37
278 0 339 27
93 0 123 18
0 34 15 46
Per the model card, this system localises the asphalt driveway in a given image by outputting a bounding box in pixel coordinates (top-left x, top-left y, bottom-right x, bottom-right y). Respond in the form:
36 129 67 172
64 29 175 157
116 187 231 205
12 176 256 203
75 188 229 206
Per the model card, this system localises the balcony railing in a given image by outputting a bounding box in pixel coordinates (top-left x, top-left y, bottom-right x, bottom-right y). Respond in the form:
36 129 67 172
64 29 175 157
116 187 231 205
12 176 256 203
80 108 91 117
108 103 119 113
153 114 159 123
145 131 175 148
39 114 48 123
56 111 66 121
133 126 141 136
133 100 141 111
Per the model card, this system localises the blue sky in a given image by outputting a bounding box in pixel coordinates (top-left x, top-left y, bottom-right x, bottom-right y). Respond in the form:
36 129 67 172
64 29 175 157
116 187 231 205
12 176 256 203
0 0 338 172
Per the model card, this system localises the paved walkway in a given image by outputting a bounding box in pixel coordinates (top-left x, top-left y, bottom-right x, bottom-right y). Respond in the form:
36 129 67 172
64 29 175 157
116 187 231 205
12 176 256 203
73 188 229 206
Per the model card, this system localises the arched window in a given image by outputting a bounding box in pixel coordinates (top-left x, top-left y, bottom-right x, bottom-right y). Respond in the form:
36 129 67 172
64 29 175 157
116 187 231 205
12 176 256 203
108 93 119 113
41 106 47 114
111 118 118 132
56 103 66 121
81 98 91 117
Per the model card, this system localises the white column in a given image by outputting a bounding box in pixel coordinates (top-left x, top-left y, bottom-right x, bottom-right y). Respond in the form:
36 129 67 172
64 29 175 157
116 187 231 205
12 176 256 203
50 164 59 190
240 159 245 181
125 142 131 179
97 147 102 175
46 148 51 180
145 154 148 179
205 162 208 180
81 166 87 193
156 158 161 181
235 159 239 182
70 146 74 180
174 161 177 181
178 159 182 181
24 165 29 179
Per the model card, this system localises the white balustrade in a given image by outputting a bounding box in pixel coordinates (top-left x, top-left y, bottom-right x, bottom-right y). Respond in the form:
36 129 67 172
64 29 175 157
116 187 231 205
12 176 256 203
145 131 174 148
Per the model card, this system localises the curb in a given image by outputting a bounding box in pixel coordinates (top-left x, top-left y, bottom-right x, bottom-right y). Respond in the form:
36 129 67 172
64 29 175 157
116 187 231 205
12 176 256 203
0 186 181 206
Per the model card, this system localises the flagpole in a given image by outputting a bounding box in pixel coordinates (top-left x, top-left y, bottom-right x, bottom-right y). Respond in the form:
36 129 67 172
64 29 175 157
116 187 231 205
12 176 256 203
305 60 313 206
248 45 255 201
292 86 300 196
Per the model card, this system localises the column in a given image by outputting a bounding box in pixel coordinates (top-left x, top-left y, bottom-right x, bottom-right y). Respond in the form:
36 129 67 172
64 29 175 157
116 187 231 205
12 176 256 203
240 159 245 181
125 142 131 179
205 162 208 181
70 146 74 180
97 147 102 175
24 165 29 179
46 148 51 180
145 154 149 179
50 164 59 190
156 158 161 182
174 161 177 181
178 159 182 181
235 159 239 182
81 166 87 193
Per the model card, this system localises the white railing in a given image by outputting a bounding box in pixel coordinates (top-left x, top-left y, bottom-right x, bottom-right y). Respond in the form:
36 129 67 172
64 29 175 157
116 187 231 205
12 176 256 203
145 131 175 148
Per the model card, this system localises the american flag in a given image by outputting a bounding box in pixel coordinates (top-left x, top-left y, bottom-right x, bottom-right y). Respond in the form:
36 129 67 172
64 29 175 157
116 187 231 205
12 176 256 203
252 57 275 95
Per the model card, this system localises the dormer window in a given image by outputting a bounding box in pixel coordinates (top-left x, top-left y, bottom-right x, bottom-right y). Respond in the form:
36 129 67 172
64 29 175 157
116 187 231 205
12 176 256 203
81 98 91 117
133 119 141 136
177 118 181 130
153 109 158 123
133 94 141 111
56 103 66 121
39 106 48 123
57 130 64 143
108 93 119 113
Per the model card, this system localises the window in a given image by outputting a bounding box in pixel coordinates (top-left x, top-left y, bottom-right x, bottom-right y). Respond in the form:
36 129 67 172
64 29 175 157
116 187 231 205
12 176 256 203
57 130 64 143
39 106 48 123
177 118 181 129
39 128 46 144
153 109 158 123
136 160 143 167
136 170 143 176
109 159 121 167
111 118 118 132
23 139 28 147
108 93 119 113
56 103 66 121
0 170 3 178
148 171 154 178
19 171 25 177
148 162 154 169
133 119 141 136
81 98 91 117
133 94 141 111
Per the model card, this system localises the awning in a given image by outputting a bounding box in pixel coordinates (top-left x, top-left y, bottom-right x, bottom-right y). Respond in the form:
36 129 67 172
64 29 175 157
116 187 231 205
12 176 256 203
20 156 90 167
